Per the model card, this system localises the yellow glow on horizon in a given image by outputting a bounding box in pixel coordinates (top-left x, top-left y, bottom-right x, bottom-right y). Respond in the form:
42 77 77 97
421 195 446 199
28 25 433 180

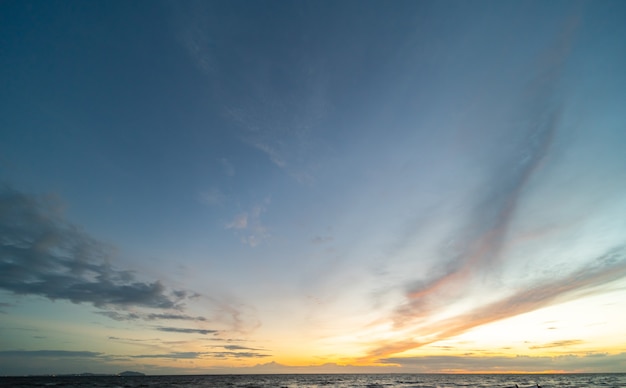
277 281 626 369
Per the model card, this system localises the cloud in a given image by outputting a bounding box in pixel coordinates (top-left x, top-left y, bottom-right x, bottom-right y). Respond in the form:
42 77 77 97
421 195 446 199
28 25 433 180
222 344 263 351
156 327 218 335
226 213 248 229
172 1 328 184
130 350 269 360
0 187 187 311
311 235 333 244
226 202 270 247
249 141 286 168
241 361 402 374
399 20 575 305
96 310 208 322
362 26 602 360
108 336 153 342
365 245 626 359
172 0 219 78
209 351 270 359
529 340 584 349
147 313 207 321
220 158 235 177
131 352 203 359
0 350 102 358
380 352 626 373
199 187 226 206
96 310 143 321
0 301 12 314
396 64 562 329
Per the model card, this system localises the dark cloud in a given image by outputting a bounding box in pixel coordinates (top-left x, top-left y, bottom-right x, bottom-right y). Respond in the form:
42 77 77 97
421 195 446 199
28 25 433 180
222 344 263 351
206 337 248 343
132 352 203 359
0 350 102 358
108 336 158 343
157 327 218 335
0 187 187 310
529 339 584 349
96 311 143 321
209 351 270 359
0 186 255 332
95 310 207 322
130 350 269 360
0 302 11 314
147 313 207 321
0 326 39 332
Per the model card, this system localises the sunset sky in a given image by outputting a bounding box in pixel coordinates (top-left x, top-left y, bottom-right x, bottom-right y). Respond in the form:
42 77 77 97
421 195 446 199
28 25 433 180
1 0 626 375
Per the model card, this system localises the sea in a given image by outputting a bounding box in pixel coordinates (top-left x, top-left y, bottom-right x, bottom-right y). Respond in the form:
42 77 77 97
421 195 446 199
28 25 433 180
1 374 625 388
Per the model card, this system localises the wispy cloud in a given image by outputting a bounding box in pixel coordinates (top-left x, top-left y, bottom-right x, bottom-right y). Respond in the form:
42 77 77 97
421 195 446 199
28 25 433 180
130 350 269 360
220 158 235 177
365 245 626 359
156 327 218 335
147 313 207 321
529 339 584 349
96 310 143 321
221 344 263 351
0 350 102 358
173 1 328 184
199 187 226 206
361 25 626 360
132 351 203 359
108 336 156 342
396 67 562 329
209 351 270 359
311 235 333 244
226 202 270 247
96 310 208 322
381 352 626 373
0 301 13 314
226 213 248 230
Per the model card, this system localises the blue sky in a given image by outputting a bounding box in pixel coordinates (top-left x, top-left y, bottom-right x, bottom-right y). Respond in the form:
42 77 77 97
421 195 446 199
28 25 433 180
1 0 626 375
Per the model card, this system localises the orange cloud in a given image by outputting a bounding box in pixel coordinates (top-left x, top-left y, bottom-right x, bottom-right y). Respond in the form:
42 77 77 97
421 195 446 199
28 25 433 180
362 245 626 361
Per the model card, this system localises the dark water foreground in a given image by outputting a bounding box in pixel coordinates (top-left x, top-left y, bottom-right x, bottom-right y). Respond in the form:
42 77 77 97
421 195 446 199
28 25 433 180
1 373 625 388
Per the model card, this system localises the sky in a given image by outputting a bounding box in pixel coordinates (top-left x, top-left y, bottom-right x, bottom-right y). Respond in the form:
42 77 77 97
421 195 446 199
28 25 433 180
1 0 626 376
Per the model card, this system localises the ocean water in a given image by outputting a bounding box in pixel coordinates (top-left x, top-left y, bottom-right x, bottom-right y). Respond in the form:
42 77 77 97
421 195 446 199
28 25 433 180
1 374 624 388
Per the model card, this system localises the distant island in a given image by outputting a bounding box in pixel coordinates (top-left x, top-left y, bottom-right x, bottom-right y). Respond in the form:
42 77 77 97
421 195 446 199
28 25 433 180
118 371 145 376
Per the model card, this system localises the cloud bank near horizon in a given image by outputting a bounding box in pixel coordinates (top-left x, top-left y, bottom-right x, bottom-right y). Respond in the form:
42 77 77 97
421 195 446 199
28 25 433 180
2 349 624 374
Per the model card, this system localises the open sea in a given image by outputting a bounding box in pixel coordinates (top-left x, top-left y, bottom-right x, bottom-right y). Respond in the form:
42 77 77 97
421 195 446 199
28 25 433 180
1 374 624 388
